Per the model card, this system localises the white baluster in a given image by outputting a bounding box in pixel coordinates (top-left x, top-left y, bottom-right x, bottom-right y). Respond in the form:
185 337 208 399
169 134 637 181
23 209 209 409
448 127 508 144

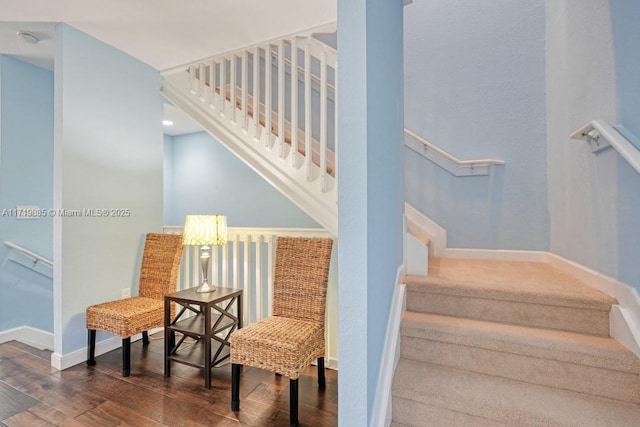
243 234 251 324
181 245 189 291
253 47 260 141
230 55 237 124
189 65 197 95
290 38 299 168
320 50 328 192
212 242 219 285
255 234 264 320
232 234 240 290
326 309 331 368
209 60 217 110
221 240 229 288
267 235 274 317
199 63 206 102
191 245 200 288
277 41 286 158
219 57 226 116
304 44 312 180
265 45 272 147
241 51 249 132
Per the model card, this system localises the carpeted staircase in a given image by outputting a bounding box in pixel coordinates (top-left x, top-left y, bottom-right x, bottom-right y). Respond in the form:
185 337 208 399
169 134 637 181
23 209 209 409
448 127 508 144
392 258 640 426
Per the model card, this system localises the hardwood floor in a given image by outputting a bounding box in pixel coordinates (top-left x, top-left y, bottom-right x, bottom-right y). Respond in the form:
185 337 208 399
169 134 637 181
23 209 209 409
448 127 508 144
0 336 337 426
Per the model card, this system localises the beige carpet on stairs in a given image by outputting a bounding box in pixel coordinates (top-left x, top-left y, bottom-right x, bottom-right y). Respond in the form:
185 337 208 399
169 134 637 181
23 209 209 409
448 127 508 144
393 258 640 427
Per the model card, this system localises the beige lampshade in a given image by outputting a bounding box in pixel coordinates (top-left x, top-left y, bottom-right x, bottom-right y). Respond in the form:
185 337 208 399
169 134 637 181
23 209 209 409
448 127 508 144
182 215 227 246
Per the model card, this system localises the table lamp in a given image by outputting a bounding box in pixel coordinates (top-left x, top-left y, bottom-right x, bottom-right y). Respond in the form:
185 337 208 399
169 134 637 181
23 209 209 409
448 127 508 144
182 214 227 293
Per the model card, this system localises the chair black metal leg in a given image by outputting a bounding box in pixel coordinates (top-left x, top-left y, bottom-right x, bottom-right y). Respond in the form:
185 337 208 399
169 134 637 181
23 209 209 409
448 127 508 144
290 378 299 427
318 357 326 389
231 364 241 411
122 338 131 377
87 330 96 366
142 331 150 345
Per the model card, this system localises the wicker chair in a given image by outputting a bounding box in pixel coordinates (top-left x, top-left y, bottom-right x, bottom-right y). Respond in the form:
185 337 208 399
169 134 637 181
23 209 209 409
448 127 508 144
230 236 333 427
86 233 183 377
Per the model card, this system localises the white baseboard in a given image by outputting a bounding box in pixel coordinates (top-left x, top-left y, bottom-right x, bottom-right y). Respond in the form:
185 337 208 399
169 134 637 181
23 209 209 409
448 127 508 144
0 326 54 350
548 253 640 358
406 233 429 276
432 248 640 357
326 356 339 371
371 265 406 427
611 306 640 357
408 204 640 358
405 203 446 257
51 327 163 371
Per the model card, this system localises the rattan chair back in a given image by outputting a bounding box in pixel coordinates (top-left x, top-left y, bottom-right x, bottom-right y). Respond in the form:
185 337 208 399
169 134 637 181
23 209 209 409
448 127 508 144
138 233 184 300
271 237 333 324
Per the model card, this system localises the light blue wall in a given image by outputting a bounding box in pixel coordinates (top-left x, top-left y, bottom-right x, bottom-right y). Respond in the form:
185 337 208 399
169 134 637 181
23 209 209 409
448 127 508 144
546 0 640 292
0 56 54 333
338 0 404 423
54 24 164 355
163 134 174 222
611 0 640 142
610 0 640 288
404 1 548 250
165 131 319 228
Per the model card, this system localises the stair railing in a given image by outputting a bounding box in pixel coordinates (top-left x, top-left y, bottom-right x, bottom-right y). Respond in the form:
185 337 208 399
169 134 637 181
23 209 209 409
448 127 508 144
571 119 640 175
163 35 338 234
179 36 336 190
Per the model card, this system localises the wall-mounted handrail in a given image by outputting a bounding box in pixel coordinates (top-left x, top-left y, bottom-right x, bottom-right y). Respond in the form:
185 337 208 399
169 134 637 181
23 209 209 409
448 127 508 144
4 241 53 267
404 129 505 177
570 119 640 175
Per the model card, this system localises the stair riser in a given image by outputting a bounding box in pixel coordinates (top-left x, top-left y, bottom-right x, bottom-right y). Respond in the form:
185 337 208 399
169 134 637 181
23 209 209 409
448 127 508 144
401 336 640 404
392 395 509 427
406 291 610 336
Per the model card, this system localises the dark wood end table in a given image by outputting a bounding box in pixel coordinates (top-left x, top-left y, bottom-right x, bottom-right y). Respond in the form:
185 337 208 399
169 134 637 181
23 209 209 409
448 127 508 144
164 286 243 389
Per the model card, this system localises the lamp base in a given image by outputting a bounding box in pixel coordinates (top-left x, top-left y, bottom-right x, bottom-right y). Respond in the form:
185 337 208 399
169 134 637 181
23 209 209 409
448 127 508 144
196 281 217 293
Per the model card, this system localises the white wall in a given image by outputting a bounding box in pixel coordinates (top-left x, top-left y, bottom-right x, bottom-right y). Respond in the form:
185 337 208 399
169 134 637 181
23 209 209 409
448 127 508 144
404 1 548 250
54 24 164 356
546 0 640 291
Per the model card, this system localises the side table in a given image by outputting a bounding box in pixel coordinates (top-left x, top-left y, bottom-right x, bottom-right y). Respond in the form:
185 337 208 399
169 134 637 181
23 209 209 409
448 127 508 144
164 286 243 389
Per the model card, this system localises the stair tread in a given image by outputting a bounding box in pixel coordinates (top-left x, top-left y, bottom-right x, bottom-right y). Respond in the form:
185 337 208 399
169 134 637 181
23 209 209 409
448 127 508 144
405 258 616 310
393 359 640 427
402 311 640 374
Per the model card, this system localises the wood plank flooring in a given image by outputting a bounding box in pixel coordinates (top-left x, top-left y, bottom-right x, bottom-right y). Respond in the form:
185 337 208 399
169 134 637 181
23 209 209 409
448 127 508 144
0 335 337 426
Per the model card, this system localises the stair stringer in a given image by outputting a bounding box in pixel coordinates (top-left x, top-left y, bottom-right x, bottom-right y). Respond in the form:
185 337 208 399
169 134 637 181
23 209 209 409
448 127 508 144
162 73 338 237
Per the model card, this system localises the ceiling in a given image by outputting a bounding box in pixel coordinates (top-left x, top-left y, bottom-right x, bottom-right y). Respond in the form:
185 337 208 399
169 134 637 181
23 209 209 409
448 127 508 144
0 0 335 136
0 0 336 71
